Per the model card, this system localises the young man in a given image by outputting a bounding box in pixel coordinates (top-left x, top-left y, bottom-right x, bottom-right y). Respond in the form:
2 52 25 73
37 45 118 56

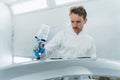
45 6 96 59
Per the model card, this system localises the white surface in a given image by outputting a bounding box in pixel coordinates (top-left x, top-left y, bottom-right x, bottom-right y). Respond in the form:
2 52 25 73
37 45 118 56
0 58 120 80
0 1 13 67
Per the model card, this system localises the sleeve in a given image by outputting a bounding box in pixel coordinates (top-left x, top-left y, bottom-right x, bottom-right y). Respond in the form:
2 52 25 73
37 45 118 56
45 31 62 56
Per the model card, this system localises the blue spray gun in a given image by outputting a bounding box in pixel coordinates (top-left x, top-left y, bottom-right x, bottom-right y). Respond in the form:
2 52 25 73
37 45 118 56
33 24 50 60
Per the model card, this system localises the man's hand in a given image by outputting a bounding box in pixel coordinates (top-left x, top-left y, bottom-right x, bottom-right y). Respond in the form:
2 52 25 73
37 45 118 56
33 47 45 60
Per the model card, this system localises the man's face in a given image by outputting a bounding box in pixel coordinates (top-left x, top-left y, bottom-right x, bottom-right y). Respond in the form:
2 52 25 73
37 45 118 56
70 13 87 34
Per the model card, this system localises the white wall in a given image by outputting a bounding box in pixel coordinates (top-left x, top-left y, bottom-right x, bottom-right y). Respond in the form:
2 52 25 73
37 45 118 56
84 0 120 60
13 0 120 60
0 2 13 67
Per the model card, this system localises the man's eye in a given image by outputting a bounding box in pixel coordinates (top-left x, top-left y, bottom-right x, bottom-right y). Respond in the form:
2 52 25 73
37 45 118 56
71 21 74 23
76 21 81 23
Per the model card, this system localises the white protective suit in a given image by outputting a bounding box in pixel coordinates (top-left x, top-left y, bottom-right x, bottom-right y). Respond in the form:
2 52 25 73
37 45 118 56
45 26 96 59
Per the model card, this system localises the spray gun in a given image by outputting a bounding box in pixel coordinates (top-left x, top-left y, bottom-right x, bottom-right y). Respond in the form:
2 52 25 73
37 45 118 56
33 24 50 60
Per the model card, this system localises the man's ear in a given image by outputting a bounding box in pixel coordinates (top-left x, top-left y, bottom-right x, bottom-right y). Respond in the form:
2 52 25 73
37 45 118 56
84 18 87 24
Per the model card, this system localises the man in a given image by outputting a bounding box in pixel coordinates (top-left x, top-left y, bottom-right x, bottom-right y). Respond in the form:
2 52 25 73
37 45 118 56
45 6 96 59
34 5 96 80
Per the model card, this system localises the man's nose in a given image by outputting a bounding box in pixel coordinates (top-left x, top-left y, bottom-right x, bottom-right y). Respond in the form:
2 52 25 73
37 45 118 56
73 23 77 27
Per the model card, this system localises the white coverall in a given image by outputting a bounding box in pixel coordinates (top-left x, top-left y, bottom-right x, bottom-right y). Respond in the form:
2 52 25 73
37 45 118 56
45 26 96 59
